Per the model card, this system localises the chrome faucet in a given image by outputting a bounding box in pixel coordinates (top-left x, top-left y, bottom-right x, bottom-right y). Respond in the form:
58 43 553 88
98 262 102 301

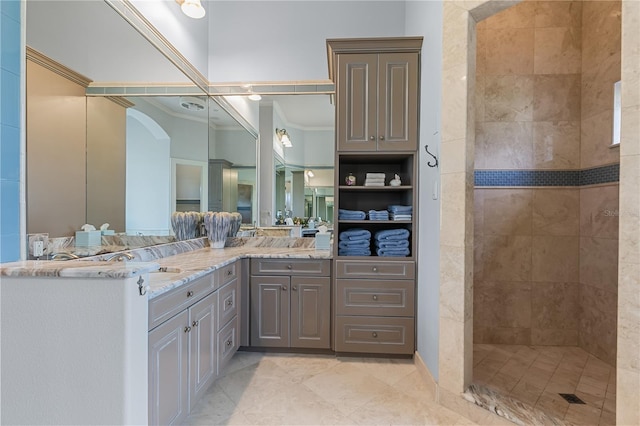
50 252 80 260
105 252 135 262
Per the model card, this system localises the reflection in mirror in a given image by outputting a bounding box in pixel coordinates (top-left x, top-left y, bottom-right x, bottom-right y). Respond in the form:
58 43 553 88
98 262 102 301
262 95 335 225
209 98 258 224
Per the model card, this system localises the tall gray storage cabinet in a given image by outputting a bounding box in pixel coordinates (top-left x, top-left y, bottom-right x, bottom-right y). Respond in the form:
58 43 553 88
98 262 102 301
327 37 422 355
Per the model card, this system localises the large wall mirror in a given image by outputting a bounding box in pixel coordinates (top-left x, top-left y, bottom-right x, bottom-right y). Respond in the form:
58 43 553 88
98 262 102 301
25 0 257 244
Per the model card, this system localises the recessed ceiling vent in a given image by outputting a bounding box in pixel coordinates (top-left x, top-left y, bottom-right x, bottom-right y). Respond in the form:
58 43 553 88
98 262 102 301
179 96 205 112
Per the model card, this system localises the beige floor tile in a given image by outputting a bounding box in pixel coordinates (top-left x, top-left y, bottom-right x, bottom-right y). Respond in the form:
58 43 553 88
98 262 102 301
510 380 544 407
564 403 602 425
345 356 418 386
599 409 616 426
534 391 570 419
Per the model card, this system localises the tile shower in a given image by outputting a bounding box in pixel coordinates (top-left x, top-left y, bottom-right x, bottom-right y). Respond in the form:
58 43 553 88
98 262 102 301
473 0 620 422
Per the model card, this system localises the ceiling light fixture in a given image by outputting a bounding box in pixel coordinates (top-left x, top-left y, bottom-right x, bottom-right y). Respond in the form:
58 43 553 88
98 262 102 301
175 0 206 19
275 128 292 147
248 93 262 101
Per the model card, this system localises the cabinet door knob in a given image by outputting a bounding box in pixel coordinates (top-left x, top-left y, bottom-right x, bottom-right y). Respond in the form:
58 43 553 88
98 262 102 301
192 320 199 327
369 136 375 141
226 339 232 346
372 332 378 338
287 264 292 270
379 135 385 141
226 299 233 306
186 290 194 297
282 286 288 291
227 269 232 276
292 286 297 291
372 294 378 301
372 267 378 272
184 326 192 333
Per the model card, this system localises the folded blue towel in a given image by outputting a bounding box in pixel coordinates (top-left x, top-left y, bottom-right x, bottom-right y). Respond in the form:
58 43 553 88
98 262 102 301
376 240 409 249
339 249 372 256
339 229 372 241
368 210 390 221
387 205 413 213
376 247 410 257
375 228 410 241
338 209 366 220
339 239 370 249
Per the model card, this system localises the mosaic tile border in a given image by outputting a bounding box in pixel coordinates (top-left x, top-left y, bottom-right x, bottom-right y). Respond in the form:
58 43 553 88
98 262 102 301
474 164 619 187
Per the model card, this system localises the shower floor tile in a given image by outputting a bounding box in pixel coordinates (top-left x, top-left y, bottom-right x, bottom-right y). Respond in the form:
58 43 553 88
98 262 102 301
473 344 615 425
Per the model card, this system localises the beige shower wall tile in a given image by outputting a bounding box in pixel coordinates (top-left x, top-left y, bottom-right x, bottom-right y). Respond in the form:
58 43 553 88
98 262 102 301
474 326 531 345
482 0 536 29
531 328 579 346
485 28 534 75
534 27 582 75
474 281 532 328
440 244 473 322
581 53 622 120
531 235 579 282
476 122 533 170
532 188 580 236
579 284 618 367
580 110 620 169
439 317 473 392
533 74 581 121
579 237 619 293
532 282 579 330
619 155 640 264
532 121 580 169
474 189 485 236
484 75 534 122
535 1 582 29
580 184 620 238
616 368 640 425
483 189 533 236
483 235 532 282
620 105 640 156
476 28 487 76
581 1 621 73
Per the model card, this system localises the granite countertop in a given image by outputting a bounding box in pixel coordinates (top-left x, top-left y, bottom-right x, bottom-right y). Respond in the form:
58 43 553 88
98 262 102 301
0 237 332 299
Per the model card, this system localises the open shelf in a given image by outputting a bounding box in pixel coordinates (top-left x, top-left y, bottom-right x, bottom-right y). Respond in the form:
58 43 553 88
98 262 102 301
338 185 413 191
337 220 413 224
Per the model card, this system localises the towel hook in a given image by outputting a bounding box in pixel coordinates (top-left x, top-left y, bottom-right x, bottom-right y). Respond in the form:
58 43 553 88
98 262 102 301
424 144 439 168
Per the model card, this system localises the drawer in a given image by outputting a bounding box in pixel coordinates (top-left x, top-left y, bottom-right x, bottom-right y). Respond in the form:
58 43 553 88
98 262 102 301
336 279 414 317
216 315 239 375
217 278 239 330
336 260 415 280
215 261 238 289
334 316 415 355
251 259 330 276
148 273 215 331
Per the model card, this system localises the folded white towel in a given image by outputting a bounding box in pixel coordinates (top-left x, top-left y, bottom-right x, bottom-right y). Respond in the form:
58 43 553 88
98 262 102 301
364 182 385 187
366 173 386 179
365 178 385 183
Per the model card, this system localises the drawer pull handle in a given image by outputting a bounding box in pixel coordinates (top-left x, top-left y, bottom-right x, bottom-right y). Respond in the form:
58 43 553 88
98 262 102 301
226 300 233 306
184 326 192 333
226 339 232 346
227 270 232 276
186 290 194 297
282 286 288 291
372 295 378 301
372 332 378 338
372 267 378 272
287 264 292 270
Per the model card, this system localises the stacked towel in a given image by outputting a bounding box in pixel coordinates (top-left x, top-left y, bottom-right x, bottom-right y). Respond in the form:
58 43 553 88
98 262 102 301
368 209 389 221
388 205 413 221
364 172 386 187
374 228 410 257
339 229 371 256
338 209 366 220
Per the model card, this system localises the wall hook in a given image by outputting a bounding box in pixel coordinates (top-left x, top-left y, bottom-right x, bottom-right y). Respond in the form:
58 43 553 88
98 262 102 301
424 144 439 168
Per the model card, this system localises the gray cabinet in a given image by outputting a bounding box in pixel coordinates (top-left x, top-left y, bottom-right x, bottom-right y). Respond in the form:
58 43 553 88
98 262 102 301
334 260 416 355
250 259 331 349
148 260 241 425
329 38 421 152
208 159 238 212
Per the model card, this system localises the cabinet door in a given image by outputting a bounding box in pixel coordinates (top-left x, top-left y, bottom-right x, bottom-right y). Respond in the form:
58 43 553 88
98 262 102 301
336 53 378 151
290 276 331 349
377 52 418 151
188 292 217 411
250 275 290 347
148 310 189 426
